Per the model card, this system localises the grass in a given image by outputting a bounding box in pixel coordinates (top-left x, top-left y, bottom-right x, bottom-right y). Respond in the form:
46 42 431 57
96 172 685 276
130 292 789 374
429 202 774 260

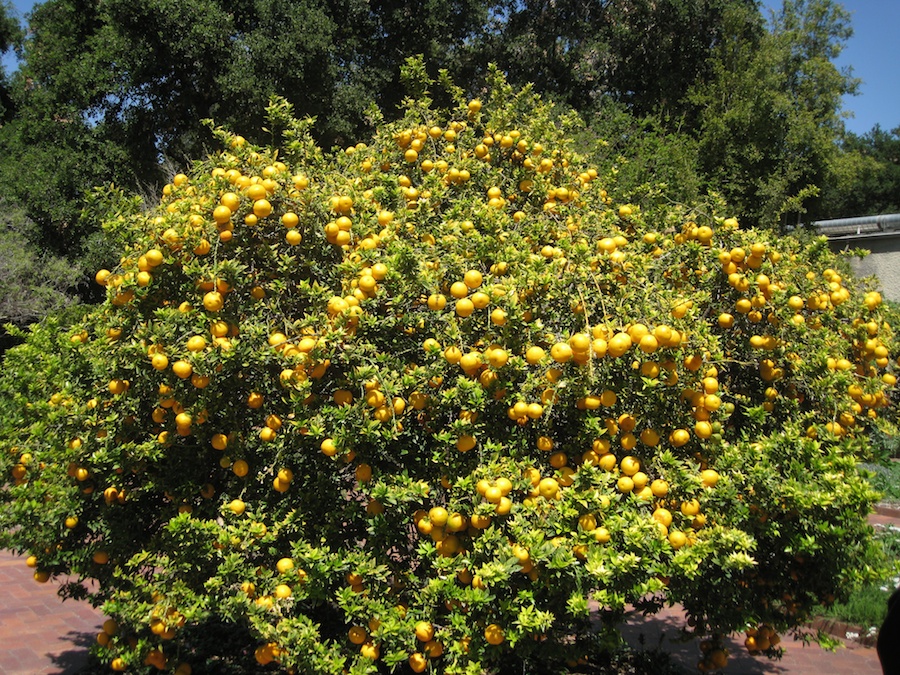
861 459 900 503
816 578 896 629
815 446 900 637
813 522 900 631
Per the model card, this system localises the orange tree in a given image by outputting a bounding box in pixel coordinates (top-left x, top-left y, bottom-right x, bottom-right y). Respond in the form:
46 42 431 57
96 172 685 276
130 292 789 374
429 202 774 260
1 64 896 674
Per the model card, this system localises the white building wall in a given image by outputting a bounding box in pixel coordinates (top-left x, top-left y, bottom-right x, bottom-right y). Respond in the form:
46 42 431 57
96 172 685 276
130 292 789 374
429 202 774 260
828 236 900 303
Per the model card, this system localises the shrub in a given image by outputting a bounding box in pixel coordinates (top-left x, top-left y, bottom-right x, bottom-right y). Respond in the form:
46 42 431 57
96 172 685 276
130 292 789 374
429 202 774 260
813 525 900 630
0 201 83 332
860 461 900 503
0 65 896 674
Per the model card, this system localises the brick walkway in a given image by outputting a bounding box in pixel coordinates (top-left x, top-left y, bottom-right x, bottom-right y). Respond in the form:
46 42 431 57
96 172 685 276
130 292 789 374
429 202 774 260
1 509 896 674
622 604 883 674
0 551 104 674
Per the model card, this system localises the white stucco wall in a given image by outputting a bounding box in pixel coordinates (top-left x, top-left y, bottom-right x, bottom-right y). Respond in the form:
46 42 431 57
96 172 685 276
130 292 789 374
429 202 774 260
828 235 900 302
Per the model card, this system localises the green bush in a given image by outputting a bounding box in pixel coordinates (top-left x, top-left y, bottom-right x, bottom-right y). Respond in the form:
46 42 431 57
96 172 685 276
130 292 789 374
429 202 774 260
0 201 83 331
861 461 900 503
0 66 895 674
814 525 900 629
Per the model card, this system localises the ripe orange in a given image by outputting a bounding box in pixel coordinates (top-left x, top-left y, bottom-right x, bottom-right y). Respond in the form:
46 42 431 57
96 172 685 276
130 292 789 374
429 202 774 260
454 297 474 317
669 428 690 447
360 641 380 659
620 456 640 476
409 652 427 672
348 626 367 644
428 507 449 527
550 342 573 363
464 269 483 289
484 623 505 645
607 332 632 357
700 469 720 487
414 621 434 642
616 476 634 493
424 639 444 658
538 477 559 499
668 530 687 549
203 291 224 312
525 346 546 364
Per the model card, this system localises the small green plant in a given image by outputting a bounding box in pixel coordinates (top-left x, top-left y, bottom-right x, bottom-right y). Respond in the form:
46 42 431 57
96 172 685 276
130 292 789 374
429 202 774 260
869 426 900 463
814 525 900 630
860 460 900 503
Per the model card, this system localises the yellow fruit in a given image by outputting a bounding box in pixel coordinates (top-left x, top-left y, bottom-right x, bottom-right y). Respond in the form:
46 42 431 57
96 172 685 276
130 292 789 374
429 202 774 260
607 332 632 357
616 476 634 493
348 626 368 644
538 477 559 499
484 623 505 645
700 469 720 488
457 434 477 452
525 346 546 364
620 456 640 476
409 653 427 672
669 428 690 447
652 508 673 527
668 530 687 549
415 621 434 642
203 291 224 312
464 269 483 289
650 479 669 497
455 298 475 317
594 527 611 543
428 507 449 527
550 342 573 363
360 641 380 660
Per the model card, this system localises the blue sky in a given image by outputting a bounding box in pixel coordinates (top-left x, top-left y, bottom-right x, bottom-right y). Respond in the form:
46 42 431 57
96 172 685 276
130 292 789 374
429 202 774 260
4 0 898 136
760 0 900 135
830 0 900 134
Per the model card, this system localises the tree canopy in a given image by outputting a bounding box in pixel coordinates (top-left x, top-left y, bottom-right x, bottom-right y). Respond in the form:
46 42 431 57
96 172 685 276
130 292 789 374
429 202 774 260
0 0 896 333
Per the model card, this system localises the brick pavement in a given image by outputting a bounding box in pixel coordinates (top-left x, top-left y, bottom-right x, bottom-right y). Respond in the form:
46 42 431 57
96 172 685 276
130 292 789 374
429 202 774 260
621 603 883 674
1 507 896 674
0 551 104 675
621 507 898 674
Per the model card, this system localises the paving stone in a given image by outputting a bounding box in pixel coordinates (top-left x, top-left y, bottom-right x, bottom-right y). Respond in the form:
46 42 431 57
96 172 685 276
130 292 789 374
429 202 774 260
0 551 103 675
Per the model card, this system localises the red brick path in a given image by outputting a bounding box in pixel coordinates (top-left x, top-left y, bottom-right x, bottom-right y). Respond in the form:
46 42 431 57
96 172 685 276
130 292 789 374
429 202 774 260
622 604 884 674
0 551 104 674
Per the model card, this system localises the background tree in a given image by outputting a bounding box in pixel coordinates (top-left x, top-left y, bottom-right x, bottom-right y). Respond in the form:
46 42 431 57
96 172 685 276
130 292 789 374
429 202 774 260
687 0 857 229
0 1 20 119
0 0 890 345
821 125 900 218
0 0 491 255
478 0 751 118
0 201 82 352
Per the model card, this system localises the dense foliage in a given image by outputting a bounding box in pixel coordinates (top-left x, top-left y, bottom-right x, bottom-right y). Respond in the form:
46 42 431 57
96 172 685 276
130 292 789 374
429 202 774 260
1 0 898 339
1 70 896 674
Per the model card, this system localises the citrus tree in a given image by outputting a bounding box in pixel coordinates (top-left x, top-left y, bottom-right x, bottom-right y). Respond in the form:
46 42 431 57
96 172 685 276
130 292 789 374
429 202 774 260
1 64 896 674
